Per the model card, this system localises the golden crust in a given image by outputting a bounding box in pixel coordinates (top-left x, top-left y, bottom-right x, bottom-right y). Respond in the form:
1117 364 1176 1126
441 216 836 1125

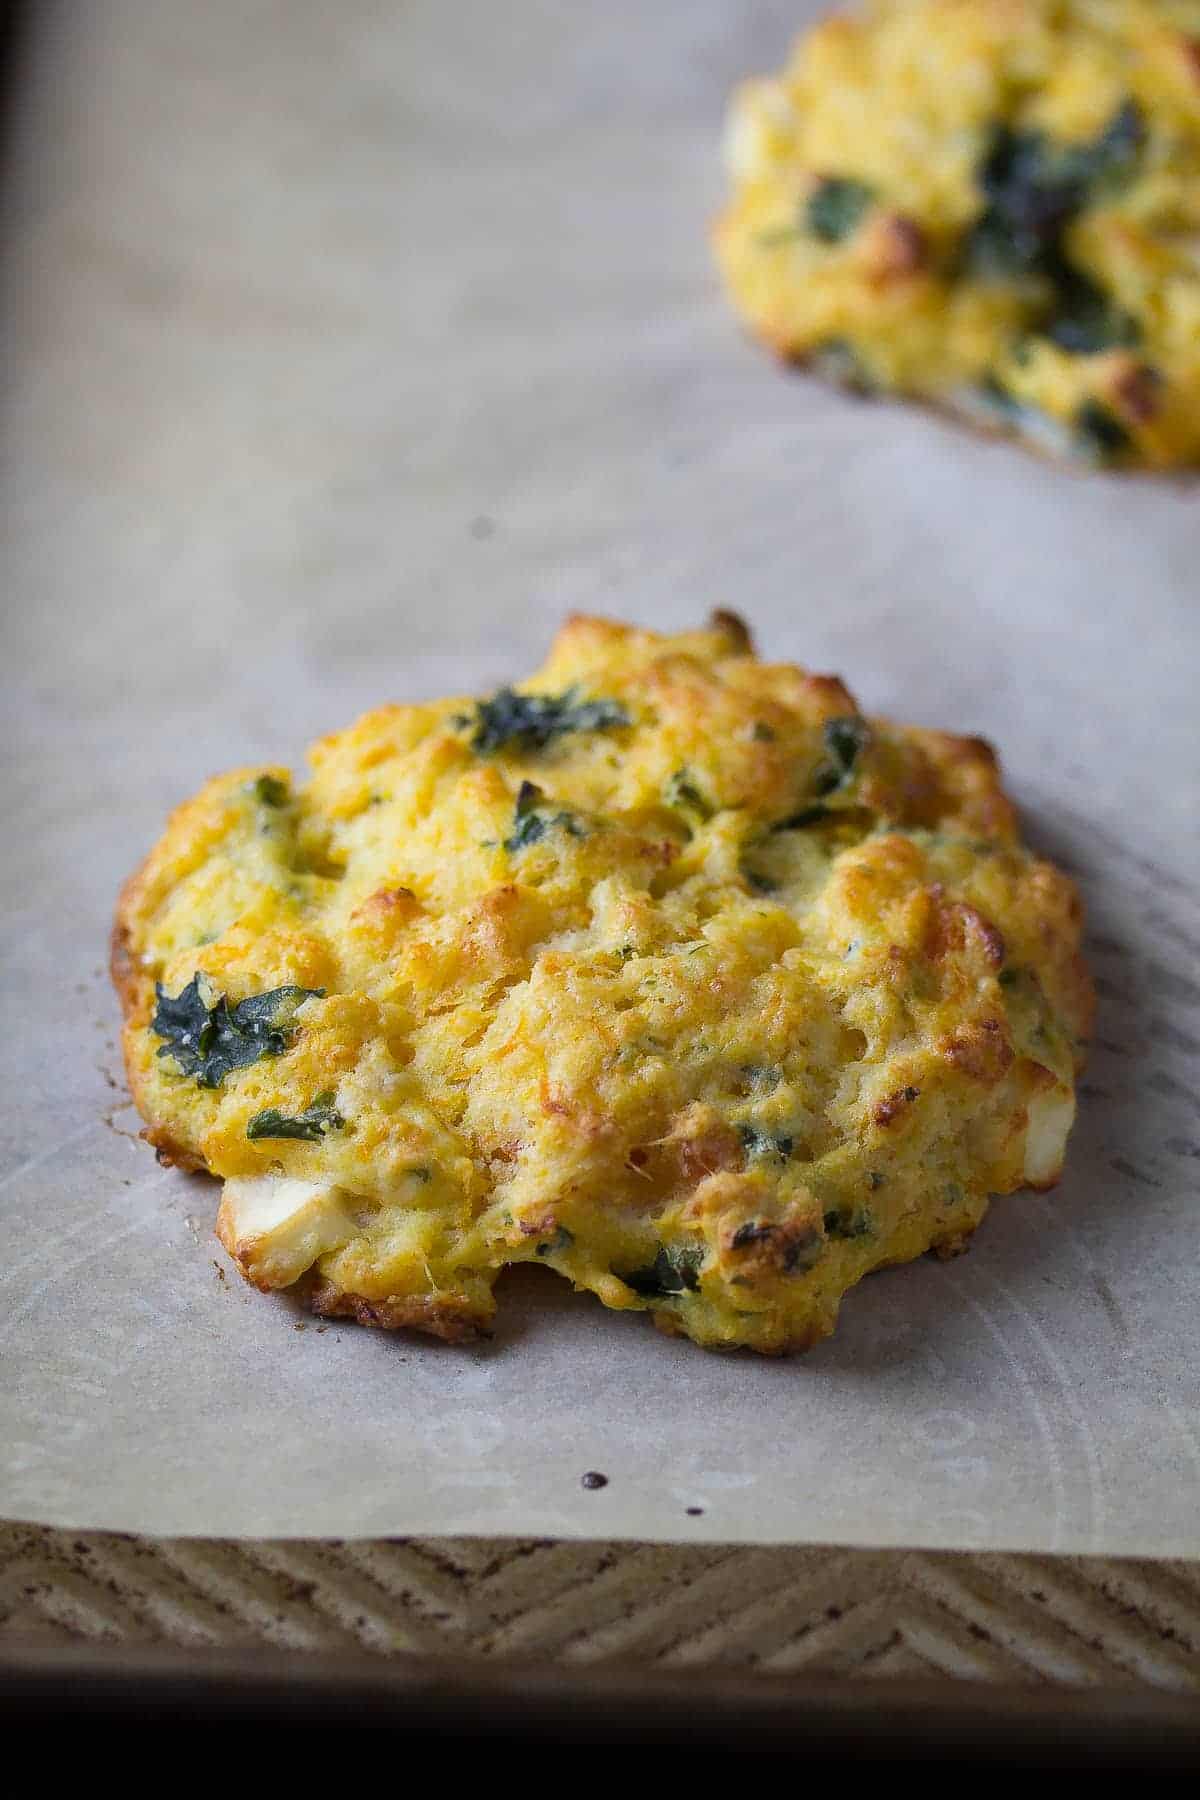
308 1281 490 1343
112 883 209 1172
113 615 1092 1353
109 905 138 1017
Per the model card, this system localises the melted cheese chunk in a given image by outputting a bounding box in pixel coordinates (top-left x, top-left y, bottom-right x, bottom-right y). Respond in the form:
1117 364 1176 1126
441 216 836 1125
217 1176 361 1290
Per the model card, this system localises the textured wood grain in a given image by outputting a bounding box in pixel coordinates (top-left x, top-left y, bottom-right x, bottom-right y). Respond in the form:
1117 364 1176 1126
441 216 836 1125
2 1528 1198 1690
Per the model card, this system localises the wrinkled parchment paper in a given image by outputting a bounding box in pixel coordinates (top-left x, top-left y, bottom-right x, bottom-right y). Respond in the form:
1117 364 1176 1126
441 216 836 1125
1 1 1197 1550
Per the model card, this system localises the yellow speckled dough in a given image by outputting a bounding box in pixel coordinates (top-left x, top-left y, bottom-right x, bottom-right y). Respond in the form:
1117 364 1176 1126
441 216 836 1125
716 0 1200 468
113 615 1093 1353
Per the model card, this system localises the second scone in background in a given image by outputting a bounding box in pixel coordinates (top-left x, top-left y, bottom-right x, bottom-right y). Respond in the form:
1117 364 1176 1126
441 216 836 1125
716 0 1200 469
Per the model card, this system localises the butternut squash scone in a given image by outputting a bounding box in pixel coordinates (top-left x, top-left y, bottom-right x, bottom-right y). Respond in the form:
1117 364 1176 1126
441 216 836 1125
113 615 1092 1353
716 0 1200 468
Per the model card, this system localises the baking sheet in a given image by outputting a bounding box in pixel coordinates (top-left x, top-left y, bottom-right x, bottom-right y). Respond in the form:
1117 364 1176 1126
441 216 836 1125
1 0 1197 1551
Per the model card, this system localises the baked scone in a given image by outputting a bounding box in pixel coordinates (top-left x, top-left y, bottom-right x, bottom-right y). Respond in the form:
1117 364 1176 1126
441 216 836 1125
716 0 1200 468
113 615 1092 1353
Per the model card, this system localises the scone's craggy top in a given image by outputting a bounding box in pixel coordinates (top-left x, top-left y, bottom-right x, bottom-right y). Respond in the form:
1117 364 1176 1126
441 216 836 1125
716 0 1200 468
114 615 1092 1353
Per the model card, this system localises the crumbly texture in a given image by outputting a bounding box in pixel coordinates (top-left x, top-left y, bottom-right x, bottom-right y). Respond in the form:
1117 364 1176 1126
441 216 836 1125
114 615 1093 1353
715 0 1200 468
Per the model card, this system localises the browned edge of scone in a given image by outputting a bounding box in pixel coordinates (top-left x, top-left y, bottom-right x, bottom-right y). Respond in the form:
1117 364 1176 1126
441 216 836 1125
746 325 1176 482
111 879 208 1173
309 1279 488 1344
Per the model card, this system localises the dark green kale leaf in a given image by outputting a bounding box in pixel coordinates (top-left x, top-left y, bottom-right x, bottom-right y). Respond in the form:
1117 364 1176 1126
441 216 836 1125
664 769 714 822
810 338 877 396
1056 99 1144 197
728 1216 822 1271
503 780 584 853
466 686 628 756
1044 264 1139 353
246 1091 345 1142
1073 398 1130 464
772 804 833 832
973 378 1088 457
745 724 870 875
535 1225 575 1258
807 176 875 243
620 1243 705 1298
730 1219 776 1249
814 715 870 796
965 103 1144 281
823 1206 873 1240
504 780 549 851
738 1124 794 1162
966 126 1081 278
252 774 289 807
739 1063 782 1092
975 373 1022 421
152 973 323 1090
784 1232 823 1273
741 865 779 895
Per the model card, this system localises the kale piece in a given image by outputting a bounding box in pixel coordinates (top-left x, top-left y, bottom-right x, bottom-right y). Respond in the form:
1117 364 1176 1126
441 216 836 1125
246 1091 345 1142
151 973 323 1089
810 338 877 396
967 126 1081 277
976 373 1023 421
728 1219 822 1272
252 774 289 807
738 1124 794 1162
738 1064 782 1092
807 176 875 243
741 866 779 895
1044 264 1139 353
773 804 833 832
965 102 1144 281
814 715 870 796
503 780 584 853
730 1220 776 1248
1073 399 1130 464
465 687 628 755
973 378 1093 460
823 1206 874 1240
782 1230 823 1273
535 1226 575 1258
744 723 868 889
620 1243 704 1298
1056 99 1144 196
976 375 1073 452
504 780 549 851
664 769 714 822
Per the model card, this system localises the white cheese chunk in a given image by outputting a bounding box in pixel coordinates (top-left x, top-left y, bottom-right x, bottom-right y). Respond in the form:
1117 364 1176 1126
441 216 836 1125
217 1175 360 1290
1022 1084 1075 1189
723 80 793 182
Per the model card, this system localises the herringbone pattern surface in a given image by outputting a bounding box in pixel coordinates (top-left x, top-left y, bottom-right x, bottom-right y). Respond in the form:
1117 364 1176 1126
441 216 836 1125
2 1527 1198 1689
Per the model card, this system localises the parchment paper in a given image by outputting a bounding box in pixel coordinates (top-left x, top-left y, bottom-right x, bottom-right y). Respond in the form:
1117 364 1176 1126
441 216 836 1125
1 0 1197 1551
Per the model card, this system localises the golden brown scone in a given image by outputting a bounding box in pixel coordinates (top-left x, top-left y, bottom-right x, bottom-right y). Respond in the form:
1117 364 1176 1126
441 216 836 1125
114 615 1092 1353
716 0 1200 469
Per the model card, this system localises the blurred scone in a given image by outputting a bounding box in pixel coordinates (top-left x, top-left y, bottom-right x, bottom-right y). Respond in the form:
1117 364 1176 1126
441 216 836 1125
716 0 1200 468
114 615 1092 1353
